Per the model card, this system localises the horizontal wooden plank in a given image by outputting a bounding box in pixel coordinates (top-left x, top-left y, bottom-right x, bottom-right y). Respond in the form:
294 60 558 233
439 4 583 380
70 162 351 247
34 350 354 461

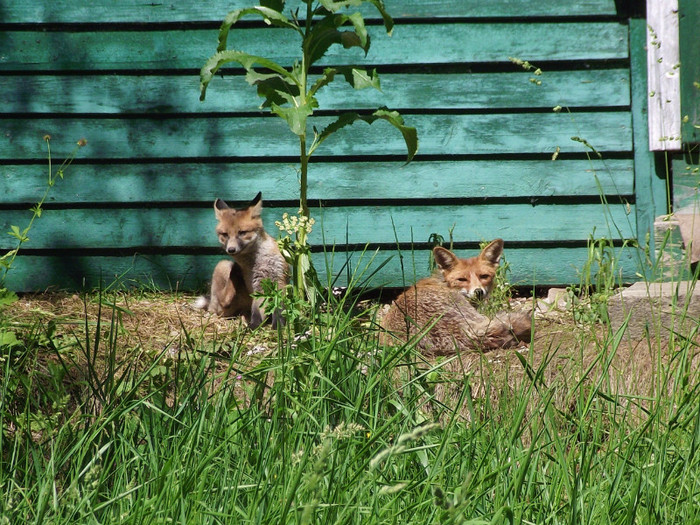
1 112 633 160
2 1 620 24
0 23 629 71
0 203 636 251
316 246 644 287
1 69 631 114
4 245 642 292
1 159 635 205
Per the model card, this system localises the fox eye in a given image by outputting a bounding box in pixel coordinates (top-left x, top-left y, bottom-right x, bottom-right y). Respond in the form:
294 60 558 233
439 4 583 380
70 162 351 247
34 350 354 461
479 274 491 280
217 232 228 239
456 277 468 282
238 230 249 236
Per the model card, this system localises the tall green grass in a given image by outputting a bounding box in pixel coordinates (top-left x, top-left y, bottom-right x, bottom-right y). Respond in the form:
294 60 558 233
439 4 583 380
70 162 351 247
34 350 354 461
2 263 700 524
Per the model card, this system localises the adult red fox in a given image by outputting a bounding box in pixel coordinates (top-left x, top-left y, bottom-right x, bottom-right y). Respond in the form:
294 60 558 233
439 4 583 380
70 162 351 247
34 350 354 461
196 192 288 328
381 240 531 354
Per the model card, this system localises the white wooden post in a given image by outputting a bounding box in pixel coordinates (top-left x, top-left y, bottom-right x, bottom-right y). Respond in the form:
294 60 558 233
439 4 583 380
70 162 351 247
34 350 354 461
646 0 682 151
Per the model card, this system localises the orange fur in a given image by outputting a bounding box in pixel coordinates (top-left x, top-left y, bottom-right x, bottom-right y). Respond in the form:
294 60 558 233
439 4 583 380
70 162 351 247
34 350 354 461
198 192 288 328
381 240 531 354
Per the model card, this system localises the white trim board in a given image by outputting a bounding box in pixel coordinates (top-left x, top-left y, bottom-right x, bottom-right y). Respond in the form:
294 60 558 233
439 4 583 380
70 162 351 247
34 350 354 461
647 0 682 151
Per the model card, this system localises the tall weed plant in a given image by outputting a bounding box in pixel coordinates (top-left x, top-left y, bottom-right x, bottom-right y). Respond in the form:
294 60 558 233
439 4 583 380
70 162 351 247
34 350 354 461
1 137 86 288
0 136 85 348
199 0 418 302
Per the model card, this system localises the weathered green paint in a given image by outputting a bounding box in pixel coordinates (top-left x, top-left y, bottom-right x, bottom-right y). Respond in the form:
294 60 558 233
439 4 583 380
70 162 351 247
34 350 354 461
1 0 620 23
1 70 631 114
2 159 635 205
673 152 700 211
0 23 629 71
0 203 635 252
5 246 642 293
629 17 671 270
0 2 664 291
679 0 700 143
1 113 633 160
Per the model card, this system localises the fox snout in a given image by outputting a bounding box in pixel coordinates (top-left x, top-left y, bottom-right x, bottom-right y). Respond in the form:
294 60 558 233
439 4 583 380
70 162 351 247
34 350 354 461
224 241 242 255
468 287 486 302
458 285 487 304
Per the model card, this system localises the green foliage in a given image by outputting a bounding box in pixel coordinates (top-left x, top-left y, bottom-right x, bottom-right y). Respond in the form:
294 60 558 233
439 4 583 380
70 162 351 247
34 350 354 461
275 210 321 308
483 247 513 315
568 235 628 325
200 0 418 302
0 136 86 305
4 283 700 523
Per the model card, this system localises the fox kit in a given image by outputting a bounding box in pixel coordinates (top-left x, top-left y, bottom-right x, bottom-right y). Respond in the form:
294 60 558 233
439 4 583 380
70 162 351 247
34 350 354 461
197 192 288 328
381 239 531 354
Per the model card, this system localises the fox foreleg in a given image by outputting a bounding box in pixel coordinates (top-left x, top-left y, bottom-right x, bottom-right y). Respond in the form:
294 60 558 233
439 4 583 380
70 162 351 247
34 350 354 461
208 260 252 318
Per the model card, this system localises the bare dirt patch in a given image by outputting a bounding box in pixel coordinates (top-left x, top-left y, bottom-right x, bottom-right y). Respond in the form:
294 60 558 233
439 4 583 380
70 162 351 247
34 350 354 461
4 291 699 422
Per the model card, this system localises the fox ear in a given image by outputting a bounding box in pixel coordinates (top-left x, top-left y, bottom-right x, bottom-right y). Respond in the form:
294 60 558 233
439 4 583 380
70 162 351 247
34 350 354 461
249 191 263 217
433 246 459 272
214 198 229 219
479 239 504 265
214 199 229 210
249 192 262 207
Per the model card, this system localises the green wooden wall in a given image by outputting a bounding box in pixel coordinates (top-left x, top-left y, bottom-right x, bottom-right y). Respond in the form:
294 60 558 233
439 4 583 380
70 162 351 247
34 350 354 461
0 0 665 291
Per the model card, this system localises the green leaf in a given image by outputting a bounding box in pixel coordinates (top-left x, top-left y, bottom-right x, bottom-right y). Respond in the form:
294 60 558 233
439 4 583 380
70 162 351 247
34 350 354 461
0 249 18 263
308 68 338 98
318 0 362 12
304 12 370 66
318 0 394 35
260 0 285 11
7 225 28 242
346 68 381 90
0 330 19 348
216 7 300 54
372 109 418 161
271 102 315 136
0 288 18 307
307 67 380 100
311 108 418 161
346 12 369 50
365 0 394 35
246 71 301 108
200 50 293 101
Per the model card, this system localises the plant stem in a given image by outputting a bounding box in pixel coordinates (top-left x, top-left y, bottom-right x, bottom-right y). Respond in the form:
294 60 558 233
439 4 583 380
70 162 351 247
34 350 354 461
295 8 311 301
296 136 309 301
299 134 309 219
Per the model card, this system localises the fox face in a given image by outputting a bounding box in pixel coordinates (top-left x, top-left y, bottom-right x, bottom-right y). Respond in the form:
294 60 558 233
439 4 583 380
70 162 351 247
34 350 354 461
433 239 503 303
214 192 264 256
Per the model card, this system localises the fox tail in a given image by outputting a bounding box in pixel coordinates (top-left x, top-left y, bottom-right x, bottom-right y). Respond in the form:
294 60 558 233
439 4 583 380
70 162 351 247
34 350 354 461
194 295 210 311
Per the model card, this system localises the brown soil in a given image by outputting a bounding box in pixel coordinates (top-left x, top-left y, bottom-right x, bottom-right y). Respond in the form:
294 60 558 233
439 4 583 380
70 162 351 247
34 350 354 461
3 291 699 424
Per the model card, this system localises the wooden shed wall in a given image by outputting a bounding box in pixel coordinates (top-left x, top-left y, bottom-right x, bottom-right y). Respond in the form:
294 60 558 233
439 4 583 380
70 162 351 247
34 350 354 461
0 1 663 291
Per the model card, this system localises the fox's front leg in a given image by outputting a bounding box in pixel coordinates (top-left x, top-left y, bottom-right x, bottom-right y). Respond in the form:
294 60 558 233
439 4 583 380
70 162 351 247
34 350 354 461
208 261 236 315
270 308 285 329
209 260 251 317
249 297 265 329
248 297 285 329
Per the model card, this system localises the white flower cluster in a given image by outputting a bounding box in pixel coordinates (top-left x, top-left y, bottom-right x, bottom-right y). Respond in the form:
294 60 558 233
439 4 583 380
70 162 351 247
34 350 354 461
275 211 316 237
